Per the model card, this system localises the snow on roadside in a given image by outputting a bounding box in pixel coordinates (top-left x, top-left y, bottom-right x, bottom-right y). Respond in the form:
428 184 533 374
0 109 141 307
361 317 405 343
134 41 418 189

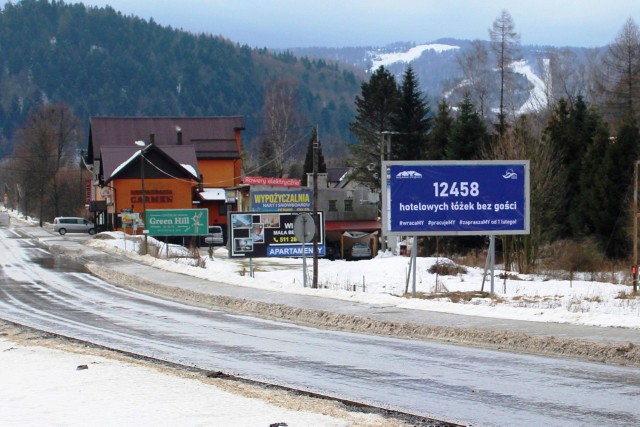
88 232 640 330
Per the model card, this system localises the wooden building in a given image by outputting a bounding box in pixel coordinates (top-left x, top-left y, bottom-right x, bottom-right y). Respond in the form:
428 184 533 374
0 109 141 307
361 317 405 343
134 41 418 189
86 116 244 232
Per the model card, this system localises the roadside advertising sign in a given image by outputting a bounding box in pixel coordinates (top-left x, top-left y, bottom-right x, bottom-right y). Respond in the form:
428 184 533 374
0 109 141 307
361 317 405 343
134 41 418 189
251 189 312 212
146 208 208 236
382 160 530 236
229 211 325 257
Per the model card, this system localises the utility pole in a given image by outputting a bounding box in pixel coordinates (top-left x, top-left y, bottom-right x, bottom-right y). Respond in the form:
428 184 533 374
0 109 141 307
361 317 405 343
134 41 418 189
312 125 319 289
379 132 386 252
634 161 639 292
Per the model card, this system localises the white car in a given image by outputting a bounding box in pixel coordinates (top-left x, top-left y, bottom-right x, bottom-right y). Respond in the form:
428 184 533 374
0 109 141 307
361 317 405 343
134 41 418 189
53 217 96 235
203 225 224 245
348 243 372 260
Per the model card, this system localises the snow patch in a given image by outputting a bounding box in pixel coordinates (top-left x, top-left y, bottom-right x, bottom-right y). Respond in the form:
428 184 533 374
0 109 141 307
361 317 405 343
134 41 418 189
369 43 459 72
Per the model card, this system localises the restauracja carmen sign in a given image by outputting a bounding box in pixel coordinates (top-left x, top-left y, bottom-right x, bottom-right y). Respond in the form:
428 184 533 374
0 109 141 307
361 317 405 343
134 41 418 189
130 189 173 204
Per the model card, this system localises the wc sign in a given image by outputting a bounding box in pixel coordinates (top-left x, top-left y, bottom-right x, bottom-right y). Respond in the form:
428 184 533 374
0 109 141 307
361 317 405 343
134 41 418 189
382 160 530 236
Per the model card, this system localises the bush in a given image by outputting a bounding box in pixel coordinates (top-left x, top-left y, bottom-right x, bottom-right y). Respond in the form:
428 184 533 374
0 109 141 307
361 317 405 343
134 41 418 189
428 261 467 276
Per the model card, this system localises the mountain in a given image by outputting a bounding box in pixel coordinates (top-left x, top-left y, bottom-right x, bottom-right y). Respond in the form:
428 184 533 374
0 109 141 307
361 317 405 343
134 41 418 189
0 0 362 161
0 1 603 166
290 39 601 118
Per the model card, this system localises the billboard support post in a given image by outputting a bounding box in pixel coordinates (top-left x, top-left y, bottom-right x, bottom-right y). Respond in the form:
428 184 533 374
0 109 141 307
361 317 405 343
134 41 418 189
412 235 417 297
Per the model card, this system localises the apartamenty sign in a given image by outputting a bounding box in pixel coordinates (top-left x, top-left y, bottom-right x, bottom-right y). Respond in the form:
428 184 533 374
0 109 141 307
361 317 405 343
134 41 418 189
229 211 325 258
146 208 208 236
382 160 530 236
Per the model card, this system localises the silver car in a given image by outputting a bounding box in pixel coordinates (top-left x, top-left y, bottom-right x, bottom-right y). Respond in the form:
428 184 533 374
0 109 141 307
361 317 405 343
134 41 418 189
204 225 224 245
53 217 96 235
348 242 372 260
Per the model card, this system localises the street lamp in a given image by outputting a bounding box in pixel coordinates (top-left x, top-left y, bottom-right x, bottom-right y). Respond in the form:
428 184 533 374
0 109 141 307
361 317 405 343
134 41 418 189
134 140 148 254
378 131 400 252
134 140 147 223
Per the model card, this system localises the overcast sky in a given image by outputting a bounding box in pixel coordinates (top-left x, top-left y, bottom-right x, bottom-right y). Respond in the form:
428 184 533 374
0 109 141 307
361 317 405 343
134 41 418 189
3 0 640 48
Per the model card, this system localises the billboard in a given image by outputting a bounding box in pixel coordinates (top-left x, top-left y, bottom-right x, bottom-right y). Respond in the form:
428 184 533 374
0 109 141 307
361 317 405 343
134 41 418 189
146 209 209 236
229 211 325 257
382 160 530 236
251 189 312 212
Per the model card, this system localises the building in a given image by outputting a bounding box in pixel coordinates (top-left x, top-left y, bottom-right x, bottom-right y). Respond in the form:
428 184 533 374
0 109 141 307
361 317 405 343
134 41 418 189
309 173 381 258
86 116 244 234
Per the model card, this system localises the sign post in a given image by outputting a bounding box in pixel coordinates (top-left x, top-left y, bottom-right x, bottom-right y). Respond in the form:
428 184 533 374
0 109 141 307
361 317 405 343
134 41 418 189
294 213 315 288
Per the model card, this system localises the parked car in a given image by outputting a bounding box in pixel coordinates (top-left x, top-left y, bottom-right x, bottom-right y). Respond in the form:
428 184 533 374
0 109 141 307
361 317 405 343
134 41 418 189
203 225 224 246
348 242 372 260
53 217 96 235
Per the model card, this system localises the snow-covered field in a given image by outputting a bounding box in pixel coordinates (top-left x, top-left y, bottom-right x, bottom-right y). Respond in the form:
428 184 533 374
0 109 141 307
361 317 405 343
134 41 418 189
0 324 391 427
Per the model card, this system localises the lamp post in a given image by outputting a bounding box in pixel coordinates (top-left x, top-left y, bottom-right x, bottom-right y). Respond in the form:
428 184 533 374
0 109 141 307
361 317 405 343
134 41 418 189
134 140 148 254
379 131 399 253
134 140 147 221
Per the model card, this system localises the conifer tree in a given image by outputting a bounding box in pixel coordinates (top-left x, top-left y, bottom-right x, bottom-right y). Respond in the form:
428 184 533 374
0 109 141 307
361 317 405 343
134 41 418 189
545 97 599 239
445 95 487 160
427 99 453 160
348 66 400 189
596 116 639 258
391 66 431 160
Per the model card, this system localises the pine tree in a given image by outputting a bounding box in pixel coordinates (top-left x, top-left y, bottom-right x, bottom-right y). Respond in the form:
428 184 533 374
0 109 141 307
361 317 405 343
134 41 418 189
391 66 431 160
596 116 640 258
348 66 400 189
427 99 453 160
545 97 600 239
445 95 487 160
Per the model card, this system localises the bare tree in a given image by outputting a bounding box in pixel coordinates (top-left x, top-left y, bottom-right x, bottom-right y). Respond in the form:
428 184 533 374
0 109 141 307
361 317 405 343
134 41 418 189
256 79 301 177
546 48 589 108
482 115 561 272
597 17 640 119
489 10 521 136
455 40 496 119
13 103 81 222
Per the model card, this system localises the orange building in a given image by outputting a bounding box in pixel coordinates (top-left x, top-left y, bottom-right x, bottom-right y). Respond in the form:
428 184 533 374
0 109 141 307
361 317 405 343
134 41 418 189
87 117 244 233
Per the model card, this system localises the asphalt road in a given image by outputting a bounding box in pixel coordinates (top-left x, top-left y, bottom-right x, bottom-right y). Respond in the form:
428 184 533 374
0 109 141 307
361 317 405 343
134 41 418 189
2 222 640 426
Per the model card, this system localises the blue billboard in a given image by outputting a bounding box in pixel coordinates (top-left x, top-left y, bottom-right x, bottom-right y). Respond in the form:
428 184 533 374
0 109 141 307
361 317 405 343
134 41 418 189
382 161 530 236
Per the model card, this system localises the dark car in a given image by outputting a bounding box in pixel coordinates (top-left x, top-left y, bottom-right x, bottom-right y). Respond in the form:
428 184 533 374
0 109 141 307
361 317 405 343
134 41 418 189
325 243 341 260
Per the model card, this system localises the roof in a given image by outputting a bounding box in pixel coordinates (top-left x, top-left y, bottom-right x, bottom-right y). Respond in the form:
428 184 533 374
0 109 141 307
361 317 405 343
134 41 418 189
325 220 381 232
327 167 350 182
102 144 200 183
197 188 226 201
88 116 245 162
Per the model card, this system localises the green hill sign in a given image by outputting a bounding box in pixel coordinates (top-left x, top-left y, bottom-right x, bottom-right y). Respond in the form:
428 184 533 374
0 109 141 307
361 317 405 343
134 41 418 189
146 209 208 236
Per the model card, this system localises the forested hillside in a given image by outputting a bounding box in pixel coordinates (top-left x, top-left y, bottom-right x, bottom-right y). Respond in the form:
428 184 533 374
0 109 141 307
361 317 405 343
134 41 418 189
0 0 362 161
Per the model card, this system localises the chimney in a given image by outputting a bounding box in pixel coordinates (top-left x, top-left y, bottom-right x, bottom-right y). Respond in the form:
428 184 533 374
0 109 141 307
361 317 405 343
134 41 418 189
149 133 155 145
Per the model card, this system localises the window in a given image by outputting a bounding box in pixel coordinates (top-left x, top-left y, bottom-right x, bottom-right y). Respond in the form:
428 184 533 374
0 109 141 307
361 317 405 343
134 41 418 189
329 200 338 212
344 199 353 211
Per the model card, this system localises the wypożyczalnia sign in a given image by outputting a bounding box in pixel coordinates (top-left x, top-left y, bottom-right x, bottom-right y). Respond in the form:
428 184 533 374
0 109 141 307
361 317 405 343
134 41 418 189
146 209 208 236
